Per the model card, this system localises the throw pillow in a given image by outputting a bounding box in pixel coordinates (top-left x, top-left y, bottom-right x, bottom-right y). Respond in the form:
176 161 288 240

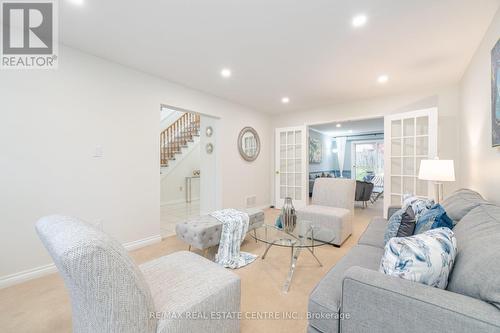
384 198 433 245
414 204 454 234
403 196 434 219
379 227 457 289
396 206 416 237
383 208 403 245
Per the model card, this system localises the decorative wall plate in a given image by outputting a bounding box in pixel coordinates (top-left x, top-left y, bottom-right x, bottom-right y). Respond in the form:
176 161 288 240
205 143 214 154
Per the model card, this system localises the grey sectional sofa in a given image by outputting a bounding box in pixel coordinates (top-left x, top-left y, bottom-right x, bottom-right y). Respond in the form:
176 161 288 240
307 189 500 333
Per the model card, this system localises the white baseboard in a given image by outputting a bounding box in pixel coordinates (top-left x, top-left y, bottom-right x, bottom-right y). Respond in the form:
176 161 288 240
123 234 162 251
160 198 200 206
0 263 57 289
254 204 272 210
0 234 162 289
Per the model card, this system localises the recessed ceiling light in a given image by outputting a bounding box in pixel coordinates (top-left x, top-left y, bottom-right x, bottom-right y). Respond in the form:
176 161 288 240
220 68 232 78
377 75 389 84
336 124 342 128
281 97 290 104
352 14 368 28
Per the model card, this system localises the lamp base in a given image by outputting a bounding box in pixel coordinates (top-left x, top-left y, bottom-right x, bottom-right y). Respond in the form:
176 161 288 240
434 182 444 204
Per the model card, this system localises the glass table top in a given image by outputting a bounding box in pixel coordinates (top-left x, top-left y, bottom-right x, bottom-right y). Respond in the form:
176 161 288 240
251 220 334 248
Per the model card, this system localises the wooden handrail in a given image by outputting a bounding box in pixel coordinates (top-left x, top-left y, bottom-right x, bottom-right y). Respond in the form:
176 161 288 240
160 112 200 166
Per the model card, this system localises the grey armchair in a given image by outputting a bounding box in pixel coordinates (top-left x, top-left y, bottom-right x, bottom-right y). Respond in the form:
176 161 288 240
35 215 240 333
355 181 374 208
296 178 355 246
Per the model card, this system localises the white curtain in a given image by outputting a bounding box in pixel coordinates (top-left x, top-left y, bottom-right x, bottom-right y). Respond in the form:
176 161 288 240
336 137 347 178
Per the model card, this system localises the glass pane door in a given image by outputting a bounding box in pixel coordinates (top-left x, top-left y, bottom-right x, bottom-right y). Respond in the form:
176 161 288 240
384 109 437 216
275 127 306 208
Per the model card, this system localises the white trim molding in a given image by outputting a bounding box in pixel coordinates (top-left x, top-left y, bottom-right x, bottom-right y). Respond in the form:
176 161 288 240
0 234 162 289
255 204 272 210
0 263 58 290
123 234 162 251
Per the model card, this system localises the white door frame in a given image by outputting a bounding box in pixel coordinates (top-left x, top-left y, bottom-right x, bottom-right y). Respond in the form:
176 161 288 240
274 126 308 209
383 107 438 217
350 139 384 181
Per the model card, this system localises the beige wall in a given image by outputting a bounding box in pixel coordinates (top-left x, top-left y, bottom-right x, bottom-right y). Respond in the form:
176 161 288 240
0 46 271 283
459 9 500 204
271 85 462 205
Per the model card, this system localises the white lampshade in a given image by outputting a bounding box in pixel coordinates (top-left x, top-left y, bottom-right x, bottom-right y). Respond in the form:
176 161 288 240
418 159 455 182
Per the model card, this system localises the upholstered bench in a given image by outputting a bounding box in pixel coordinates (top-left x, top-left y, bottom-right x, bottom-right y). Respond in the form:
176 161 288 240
175 208 265 251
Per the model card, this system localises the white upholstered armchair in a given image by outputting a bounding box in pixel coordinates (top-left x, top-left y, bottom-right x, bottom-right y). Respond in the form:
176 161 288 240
35 215 240 333
296 178 355 246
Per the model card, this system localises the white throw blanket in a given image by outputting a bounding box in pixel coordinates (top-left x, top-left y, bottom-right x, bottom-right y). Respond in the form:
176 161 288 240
210 209 257 269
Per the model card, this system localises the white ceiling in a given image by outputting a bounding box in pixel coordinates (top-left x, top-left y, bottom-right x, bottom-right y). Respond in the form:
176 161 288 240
311 117 384 137
59 0 500 113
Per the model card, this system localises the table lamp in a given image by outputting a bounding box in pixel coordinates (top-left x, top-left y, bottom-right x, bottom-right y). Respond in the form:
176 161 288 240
418 159 455 203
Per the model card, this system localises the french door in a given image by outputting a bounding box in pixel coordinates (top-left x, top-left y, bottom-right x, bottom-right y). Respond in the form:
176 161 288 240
275 126 307 209
384 108 438 217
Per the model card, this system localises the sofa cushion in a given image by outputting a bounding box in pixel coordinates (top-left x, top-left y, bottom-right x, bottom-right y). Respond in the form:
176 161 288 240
447 204 500 309
442 189 486 223
358 217 386 249
308 245 384 333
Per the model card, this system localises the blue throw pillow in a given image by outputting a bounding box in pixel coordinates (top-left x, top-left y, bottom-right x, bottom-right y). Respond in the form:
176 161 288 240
384 197 434 245
414 204 454 234
384 209 404 245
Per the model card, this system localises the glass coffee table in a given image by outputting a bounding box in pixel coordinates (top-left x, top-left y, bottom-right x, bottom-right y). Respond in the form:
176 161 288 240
251 220 334 293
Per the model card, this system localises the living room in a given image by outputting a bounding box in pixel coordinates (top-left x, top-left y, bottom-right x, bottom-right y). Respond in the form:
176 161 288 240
1 1 500 332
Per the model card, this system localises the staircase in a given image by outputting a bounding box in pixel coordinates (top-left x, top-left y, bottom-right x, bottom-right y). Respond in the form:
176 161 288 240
160 112 200 167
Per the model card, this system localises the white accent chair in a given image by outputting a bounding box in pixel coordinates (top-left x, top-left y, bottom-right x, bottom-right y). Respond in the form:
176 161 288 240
297 178 355 247
35 215 240 333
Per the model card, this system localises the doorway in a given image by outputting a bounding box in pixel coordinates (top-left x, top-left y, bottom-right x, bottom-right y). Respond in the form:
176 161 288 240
351 140 384 181
302 117 385 211
159 104 219 238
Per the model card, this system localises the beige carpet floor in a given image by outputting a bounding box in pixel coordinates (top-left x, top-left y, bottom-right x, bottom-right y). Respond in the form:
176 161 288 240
0 201 383 333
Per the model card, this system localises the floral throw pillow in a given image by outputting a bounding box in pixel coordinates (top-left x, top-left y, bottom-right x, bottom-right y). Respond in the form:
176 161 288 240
379 227 457 289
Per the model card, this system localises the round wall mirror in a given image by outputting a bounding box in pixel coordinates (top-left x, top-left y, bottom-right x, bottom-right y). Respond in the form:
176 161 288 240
238 127 260 162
